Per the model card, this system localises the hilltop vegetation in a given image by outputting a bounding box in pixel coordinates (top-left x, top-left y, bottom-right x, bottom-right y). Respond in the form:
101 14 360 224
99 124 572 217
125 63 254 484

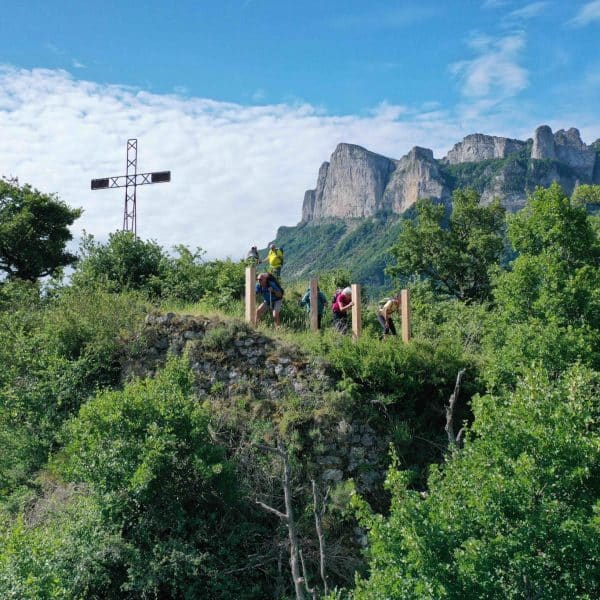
0 179 599 599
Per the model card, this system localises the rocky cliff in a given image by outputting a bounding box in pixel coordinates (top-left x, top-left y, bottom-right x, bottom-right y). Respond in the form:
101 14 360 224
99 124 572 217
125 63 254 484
301 125 600 222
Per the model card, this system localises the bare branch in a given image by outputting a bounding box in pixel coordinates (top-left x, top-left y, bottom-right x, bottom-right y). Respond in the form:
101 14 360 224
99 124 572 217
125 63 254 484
255 499 287 520
312 479 329 595
299 549 316 600
446 368 466 450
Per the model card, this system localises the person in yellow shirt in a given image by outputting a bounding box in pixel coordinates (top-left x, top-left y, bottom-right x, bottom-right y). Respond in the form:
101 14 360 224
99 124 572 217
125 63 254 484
262 243 284 278
377 293 402 337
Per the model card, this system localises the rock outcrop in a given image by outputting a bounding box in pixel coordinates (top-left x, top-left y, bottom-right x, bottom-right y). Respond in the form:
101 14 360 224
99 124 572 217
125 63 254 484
445 133 526 164
302 144 396 221
301 143 449 221
383 147 449 213
532 125 596 180
531 125 557 160
300 125 600 222
124 312 389 493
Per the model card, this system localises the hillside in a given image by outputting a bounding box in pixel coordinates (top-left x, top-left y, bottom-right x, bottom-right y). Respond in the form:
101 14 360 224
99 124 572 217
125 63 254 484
275 212 406 288
1 179 599 599
274 126 600 287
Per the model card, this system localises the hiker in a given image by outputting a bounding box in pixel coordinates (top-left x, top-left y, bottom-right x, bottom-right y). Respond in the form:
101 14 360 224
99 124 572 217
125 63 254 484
299 285 328 329
255 272 284 327
262 243 284 278
377 293 402 337
246 245 260 265
332 287 353 334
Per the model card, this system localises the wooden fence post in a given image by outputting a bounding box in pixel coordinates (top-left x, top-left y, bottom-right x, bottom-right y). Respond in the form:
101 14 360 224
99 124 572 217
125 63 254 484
401 288 411 343
310 277 319 332
351 283 362 339
245 265 256 326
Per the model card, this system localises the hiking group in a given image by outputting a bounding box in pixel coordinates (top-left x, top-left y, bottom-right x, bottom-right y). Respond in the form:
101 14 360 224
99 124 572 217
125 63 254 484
248 243 402 337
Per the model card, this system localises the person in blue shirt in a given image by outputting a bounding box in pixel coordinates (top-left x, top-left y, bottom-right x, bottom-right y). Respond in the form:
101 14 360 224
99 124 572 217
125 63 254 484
255 272 283 327
299 286 327 329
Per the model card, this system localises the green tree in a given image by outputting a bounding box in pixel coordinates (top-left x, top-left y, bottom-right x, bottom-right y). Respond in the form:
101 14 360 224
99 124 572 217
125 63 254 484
53 356 270 598
571 183 600 207
485 183 600 387
387 189 505 302
73 231 166 295
0 181 81 281
348 365 600 600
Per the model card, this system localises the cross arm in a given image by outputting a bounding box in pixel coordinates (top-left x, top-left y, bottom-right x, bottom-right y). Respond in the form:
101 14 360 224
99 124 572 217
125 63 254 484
91 171 171 190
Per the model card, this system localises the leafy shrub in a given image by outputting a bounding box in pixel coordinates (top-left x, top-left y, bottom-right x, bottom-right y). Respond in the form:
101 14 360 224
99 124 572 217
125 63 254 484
348 365 600 600
54 355 271 599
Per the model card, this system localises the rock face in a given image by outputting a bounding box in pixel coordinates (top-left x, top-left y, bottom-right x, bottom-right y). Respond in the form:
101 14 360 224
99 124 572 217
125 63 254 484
383 147 450 213
301 125 600 222
531 125 557 160
445 133 526 164
532 126 596 180
302 143 449 221
302 144 396 221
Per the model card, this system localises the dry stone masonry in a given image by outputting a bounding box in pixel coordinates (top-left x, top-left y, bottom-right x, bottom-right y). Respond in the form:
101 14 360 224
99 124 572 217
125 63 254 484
123 313 389 492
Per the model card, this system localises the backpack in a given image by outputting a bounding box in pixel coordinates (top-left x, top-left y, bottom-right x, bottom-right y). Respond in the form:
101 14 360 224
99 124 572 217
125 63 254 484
378 297 393 309
266 273 284 297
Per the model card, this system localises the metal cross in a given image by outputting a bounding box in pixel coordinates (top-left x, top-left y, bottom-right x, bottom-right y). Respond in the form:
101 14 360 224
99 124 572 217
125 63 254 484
91 139 171 236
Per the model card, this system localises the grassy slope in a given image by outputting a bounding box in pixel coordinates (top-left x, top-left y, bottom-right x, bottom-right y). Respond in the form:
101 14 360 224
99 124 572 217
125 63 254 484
275 211 414 291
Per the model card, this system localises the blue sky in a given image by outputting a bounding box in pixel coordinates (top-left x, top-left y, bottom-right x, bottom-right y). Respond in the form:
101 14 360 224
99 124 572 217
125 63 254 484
0 1 598 257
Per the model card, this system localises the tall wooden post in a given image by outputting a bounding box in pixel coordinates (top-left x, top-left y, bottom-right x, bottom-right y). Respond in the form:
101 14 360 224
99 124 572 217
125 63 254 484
351 283 362 339
245 265 256 326
310 277 319 332
401 288 411 343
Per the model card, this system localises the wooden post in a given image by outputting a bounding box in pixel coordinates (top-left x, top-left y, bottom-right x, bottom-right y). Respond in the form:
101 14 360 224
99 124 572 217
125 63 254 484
310 277 319 332
401 288 411 343
351 283 362 339
245 265 256 326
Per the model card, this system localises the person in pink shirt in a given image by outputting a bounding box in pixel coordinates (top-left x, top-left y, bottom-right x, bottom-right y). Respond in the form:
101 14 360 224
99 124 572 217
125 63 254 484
332 287 353 334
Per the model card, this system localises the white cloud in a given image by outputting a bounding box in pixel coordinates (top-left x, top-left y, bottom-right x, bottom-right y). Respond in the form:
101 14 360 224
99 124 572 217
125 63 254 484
507 2 548 20
0 66 596 261
450 32 528 100
0 67 462 258
569 1 600 27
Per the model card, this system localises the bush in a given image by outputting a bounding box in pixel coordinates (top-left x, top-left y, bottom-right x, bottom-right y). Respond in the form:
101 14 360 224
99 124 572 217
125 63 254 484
54 356 271 599
349 365 600 600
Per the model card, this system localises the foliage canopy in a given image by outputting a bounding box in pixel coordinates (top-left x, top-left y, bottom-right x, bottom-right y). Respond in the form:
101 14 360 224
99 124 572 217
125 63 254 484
387 189 505 302
0 181 81 281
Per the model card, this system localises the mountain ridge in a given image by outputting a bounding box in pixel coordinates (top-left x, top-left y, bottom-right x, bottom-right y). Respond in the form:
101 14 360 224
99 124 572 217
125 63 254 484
301 125 600 222
273 125 599 288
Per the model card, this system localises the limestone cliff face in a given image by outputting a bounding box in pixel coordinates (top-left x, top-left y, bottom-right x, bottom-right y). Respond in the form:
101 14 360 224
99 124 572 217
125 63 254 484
302 143 448 221
300 125 600 222
303 144 396 220
532 126 596 180
383 147 450 213
445 133 526 164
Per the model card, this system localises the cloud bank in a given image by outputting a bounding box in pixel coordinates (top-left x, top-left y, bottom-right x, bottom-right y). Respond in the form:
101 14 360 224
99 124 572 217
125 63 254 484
0 66 597 259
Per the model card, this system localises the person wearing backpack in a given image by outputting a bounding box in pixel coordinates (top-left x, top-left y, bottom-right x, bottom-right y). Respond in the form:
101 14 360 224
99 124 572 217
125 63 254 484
332 287 353 334
299 285 328 329
255 272 284 327
262 243 284 278
377 292 402 338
